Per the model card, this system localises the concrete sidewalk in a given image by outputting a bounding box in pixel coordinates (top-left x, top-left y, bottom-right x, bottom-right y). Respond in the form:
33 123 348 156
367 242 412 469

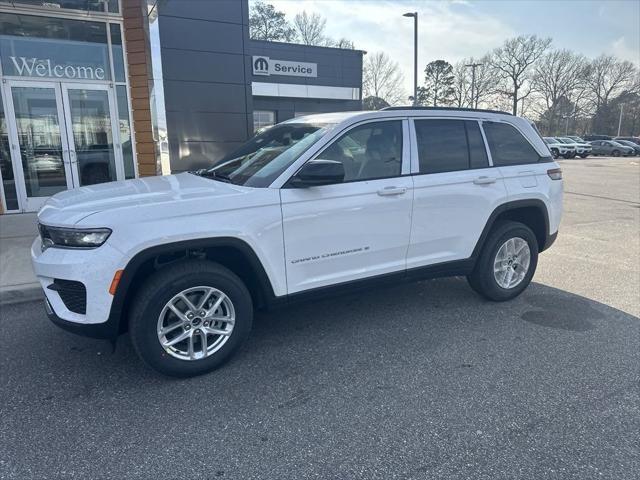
0 213 42 305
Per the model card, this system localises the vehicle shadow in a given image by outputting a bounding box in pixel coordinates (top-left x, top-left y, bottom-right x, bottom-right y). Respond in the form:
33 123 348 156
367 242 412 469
7 276 638 386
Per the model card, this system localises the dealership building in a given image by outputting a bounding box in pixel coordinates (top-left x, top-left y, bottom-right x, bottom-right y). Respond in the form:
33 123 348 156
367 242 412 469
0 0 363 214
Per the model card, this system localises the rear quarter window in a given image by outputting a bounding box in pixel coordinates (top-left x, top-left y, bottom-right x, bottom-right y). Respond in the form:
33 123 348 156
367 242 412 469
483 122 541 166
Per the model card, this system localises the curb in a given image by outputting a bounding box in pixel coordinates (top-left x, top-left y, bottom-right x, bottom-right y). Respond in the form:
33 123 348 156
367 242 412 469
0 283 43 307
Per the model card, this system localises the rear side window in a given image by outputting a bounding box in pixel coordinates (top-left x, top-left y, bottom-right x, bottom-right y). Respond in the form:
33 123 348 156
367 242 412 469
483 122 540 166
467 121 489 169
414 119 489 174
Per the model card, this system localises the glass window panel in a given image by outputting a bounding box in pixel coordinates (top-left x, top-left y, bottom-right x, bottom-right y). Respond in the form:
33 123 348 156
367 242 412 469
116 85 135 179
0 92 20 210
415 119 469 174
483 122 540 166
466 121 489 169
6 1 118 13
321 120 402 182
67 88 117 185
0 13 110 80
110 23 125 83
12 86 69 198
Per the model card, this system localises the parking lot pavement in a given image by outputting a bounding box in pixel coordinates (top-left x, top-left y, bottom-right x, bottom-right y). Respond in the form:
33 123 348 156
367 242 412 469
1 157 638 480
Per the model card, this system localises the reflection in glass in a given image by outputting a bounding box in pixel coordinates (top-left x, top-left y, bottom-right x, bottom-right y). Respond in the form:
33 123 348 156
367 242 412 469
1 93 20 210
67 89 117 186
0 13 110 81
116 86 135 179
12 87 68 198
6 0 118 13
110 23 126 83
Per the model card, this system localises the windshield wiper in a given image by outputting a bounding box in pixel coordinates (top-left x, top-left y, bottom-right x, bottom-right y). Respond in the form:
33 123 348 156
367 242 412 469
192 169 234 184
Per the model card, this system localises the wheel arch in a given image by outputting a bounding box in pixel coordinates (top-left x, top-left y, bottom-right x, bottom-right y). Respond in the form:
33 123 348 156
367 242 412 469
110 238 279 335
472 200 552 259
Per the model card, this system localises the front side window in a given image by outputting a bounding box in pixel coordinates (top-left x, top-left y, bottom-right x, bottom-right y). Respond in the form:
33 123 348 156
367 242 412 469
199 123 331 188
318 120 402 182
415 119 489 174
483 122 540 166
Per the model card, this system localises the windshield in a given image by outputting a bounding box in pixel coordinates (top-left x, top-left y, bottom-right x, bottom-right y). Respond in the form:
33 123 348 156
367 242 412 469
558 138 573 144
196 123 332 187
543 137 555 143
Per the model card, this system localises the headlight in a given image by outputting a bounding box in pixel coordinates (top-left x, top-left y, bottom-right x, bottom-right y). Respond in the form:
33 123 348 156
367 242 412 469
39 224 112 250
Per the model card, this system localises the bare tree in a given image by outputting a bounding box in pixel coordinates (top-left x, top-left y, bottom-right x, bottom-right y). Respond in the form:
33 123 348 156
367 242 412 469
363 52 406 106
585 55 637 109
532 50 588 132
294 11 328 46
452 61 471 107
332 38 355 49
249 1 296 42
490 35 552 115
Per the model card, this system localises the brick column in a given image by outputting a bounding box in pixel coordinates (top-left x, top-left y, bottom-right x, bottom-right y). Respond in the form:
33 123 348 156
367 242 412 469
122 0 158 177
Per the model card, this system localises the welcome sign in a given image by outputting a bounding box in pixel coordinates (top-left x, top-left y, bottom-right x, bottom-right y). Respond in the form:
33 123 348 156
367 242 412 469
252 56 317 78
0 35 111 81
9 56 107 80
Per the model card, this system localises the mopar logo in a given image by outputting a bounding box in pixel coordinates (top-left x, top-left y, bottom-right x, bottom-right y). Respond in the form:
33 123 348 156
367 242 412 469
253 56 269 75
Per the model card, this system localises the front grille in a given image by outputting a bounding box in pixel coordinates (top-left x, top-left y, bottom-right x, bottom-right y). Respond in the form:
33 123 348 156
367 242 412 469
48 279 87 315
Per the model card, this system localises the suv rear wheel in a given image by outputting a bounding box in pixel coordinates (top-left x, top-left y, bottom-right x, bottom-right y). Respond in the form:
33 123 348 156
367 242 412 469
467 221 539 301
129 260 253 377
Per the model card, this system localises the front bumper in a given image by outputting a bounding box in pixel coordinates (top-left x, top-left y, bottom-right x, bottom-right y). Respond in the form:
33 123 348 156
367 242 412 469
31 237 126 336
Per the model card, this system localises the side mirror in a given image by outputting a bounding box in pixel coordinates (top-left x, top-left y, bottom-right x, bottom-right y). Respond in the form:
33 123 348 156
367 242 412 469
289 159 345 187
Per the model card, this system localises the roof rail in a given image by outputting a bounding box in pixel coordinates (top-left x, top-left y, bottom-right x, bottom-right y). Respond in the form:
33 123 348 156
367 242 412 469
380 106 513 116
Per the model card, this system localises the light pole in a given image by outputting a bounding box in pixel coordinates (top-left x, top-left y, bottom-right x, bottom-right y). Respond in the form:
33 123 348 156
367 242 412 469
465 62 482 108
403 12 418 106
617 104 624 136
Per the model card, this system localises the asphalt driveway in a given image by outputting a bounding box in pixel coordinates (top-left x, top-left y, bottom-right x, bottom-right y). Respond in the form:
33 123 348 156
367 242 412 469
1 157 638 480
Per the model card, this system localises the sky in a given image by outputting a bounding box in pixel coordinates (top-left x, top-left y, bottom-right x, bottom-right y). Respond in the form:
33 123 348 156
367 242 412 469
266 0 640 95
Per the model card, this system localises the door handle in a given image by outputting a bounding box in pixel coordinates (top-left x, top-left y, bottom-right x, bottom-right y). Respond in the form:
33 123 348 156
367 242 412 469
473 176 497 185
377 186 407 196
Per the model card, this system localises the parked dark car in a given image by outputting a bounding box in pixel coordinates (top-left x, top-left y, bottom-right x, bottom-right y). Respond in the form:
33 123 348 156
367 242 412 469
614 136 640 145
589 140 635 157
583 134 612 141
614 140 640 155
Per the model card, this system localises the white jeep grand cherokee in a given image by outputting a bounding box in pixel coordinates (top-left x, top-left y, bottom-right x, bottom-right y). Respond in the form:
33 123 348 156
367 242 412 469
32 108 563 377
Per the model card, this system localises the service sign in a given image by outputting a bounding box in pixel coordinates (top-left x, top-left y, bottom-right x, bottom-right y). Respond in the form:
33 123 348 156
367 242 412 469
252 56 317 78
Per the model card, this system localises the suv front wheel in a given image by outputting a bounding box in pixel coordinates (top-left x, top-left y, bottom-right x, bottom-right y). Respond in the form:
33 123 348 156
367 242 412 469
467 221 539 301
129 260 253 377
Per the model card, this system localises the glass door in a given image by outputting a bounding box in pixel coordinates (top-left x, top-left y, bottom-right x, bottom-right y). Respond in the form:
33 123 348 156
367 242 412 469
61 84 123 187
4 80 74 212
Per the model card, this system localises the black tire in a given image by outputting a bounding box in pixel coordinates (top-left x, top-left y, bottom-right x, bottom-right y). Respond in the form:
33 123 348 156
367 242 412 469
129 260 253 377
579 154 589 158
551 149 559 159
562 153 571 159
612 150 620 157
467 221 539 302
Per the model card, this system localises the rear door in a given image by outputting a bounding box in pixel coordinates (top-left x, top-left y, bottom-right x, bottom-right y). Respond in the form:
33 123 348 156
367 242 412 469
483 121 554 200
406 118 508 268
280 119 413 294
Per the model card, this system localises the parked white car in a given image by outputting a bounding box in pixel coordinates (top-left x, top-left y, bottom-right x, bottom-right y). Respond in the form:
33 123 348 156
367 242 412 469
32 107 563 377
556 137 591 158
543 137 574 158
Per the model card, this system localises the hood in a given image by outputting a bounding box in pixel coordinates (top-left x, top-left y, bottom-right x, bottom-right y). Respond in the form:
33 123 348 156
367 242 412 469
38 173 256 226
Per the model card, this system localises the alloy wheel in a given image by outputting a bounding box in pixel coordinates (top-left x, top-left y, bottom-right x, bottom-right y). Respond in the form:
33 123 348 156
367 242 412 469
156 286 235 361
493 237 531 289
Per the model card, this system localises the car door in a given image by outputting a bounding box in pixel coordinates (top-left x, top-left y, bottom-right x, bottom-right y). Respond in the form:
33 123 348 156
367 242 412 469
484 120 554 199
406 118 508 268
280 119 413 294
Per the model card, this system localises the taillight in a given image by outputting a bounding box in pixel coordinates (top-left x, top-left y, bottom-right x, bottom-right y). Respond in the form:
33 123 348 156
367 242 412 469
547 168 562 180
